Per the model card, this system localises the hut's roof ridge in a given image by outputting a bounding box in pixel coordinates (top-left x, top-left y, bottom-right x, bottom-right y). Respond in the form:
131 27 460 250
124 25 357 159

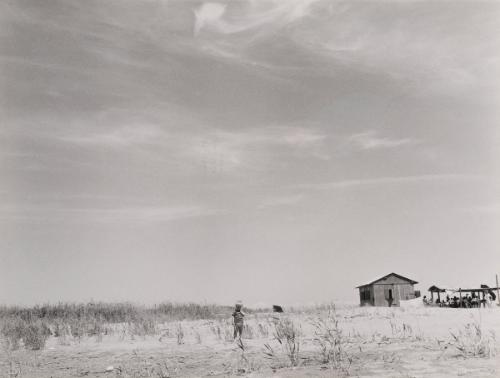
428 284 456 292
429 284 499 292
356 272 418 288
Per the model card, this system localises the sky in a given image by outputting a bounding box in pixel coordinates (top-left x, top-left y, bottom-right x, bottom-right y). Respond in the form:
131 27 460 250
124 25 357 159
0 0 499 307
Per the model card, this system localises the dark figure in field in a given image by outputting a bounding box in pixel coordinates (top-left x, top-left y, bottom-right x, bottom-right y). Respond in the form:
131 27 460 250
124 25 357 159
232 302 245 340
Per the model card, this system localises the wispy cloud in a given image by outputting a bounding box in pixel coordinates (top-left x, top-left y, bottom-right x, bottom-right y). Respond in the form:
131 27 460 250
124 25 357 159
301 174 485 190
192 1 499 98
0 204 219 224
194 3 227 35
59 125 166 148
77 206 219 223
212 127 325 149
183 126 326 173
283 129 325 147
194 1 318 36
259 194 303 209
192 0 324 73
56 122 327 173
296 2 499 95
347 131 417 150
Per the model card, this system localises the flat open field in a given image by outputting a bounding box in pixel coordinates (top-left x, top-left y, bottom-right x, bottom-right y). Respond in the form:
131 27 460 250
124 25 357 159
1 305 499 377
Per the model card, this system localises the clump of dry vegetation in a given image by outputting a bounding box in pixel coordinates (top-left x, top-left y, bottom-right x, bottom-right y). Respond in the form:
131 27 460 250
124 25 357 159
264 316 301 367
175 323 184 345
389 319 419 340
1 318 51 350
311 305 353 373
225 337 262 375
0 302 260 351
449 321 496 358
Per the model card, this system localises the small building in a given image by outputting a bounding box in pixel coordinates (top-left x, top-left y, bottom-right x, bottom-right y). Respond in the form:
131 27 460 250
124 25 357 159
426 284 497 306
356 272 419 307
428 285 446 302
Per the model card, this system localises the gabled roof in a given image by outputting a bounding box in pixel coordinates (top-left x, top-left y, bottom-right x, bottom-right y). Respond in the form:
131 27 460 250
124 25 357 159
356 272 418 288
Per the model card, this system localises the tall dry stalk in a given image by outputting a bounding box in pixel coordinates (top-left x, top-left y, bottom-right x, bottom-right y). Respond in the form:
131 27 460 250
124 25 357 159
272 317 301 367
449 321 496 358
311 305 352 373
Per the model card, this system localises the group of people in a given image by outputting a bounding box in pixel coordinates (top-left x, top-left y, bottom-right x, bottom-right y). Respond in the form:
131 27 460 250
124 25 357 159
423 292 495 308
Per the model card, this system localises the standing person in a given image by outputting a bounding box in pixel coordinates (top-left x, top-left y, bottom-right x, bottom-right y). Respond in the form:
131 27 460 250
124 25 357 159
232 301 245 340
486 293 493 308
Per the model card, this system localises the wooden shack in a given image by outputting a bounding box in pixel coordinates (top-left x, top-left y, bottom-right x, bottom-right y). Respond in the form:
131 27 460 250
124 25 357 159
428 285 446 302
357 273 419 307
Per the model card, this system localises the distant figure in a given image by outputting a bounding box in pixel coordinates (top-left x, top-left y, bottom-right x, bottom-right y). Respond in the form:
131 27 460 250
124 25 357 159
423 296 429 305
273 305 284 313
481 285 497 301
486 293 493 308
466 295 472 308
232 301 245 340
471 294 479 308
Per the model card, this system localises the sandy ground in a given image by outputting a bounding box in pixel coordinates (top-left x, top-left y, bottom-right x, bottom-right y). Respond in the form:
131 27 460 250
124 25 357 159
1 306 499 377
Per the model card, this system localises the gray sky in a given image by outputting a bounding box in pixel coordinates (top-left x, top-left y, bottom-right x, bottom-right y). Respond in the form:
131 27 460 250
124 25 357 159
1 0 499 306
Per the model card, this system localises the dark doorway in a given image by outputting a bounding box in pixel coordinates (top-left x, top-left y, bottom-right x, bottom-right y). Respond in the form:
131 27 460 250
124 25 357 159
385 287 394 307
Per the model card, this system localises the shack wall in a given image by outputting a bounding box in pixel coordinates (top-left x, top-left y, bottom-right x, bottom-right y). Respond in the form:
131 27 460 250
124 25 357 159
398 283 417 301
372 283 416 306
373 284 386 306
358 285 375 306
357 273 418 307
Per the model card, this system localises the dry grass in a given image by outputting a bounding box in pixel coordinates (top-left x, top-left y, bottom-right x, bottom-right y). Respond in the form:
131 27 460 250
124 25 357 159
263 316 302 368
0 304 499 377
311 305 353 373
1 318 51 350
449 320 496 358
0 302 264 352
